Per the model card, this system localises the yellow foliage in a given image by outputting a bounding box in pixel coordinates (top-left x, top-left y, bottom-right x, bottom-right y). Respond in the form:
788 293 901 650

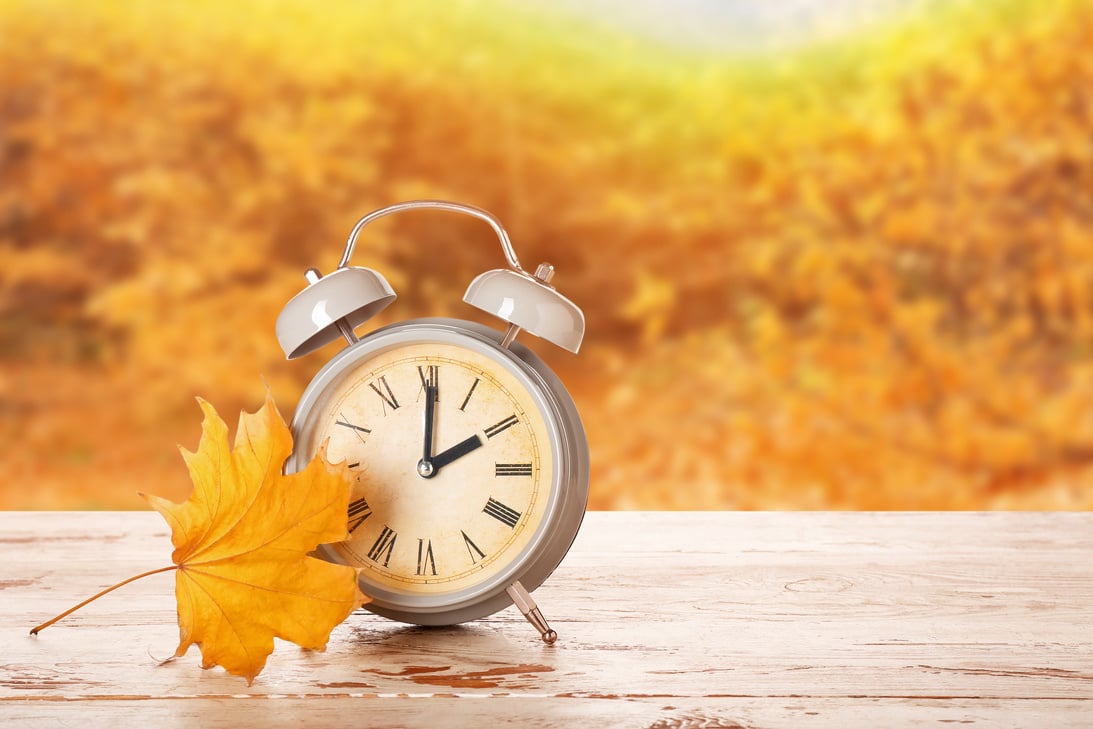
2 0 1092 510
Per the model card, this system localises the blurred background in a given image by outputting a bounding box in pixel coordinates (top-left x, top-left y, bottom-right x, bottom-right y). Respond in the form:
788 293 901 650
2 0 1092 510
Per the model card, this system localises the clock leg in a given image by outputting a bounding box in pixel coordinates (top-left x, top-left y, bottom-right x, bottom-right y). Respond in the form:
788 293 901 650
303 269 360 346
506 581 558 644
499 323 521 349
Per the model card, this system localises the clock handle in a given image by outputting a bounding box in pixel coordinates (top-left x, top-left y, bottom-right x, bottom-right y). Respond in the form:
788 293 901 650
319 198 584 354
506 580 558 644
338 199 526 274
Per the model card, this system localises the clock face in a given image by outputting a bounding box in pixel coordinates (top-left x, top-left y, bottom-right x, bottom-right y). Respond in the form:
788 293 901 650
294 339 556 599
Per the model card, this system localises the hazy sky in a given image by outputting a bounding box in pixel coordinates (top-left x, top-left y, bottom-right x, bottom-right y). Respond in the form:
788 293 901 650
550 0 919 53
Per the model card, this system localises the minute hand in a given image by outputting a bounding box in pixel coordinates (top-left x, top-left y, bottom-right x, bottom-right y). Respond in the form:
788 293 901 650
421 382 437 465
430 434 484 472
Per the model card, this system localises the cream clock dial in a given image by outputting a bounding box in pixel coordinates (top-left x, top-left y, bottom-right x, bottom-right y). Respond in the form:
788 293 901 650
285 319 586 632
296 341 554 596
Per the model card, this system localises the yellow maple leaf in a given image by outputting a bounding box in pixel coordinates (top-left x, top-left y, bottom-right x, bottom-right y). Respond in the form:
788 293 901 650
31 393 364 684
142 394 364 683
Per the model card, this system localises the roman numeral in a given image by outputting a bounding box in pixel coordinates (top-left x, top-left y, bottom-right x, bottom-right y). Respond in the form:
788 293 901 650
417 365 439 400
369 376 400 413
347 497 372 533
335 418 371 434
366 525 397 567
495 463 533 477
416 538 437 576
483 497 521 528
484 414 519 439
459 378 480 412
462 530 486 564
335 414 371 442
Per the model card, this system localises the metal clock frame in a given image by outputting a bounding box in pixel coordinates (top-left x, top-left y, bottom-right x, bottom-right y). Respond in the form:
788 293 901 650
276 200 590 641
285 319 589 631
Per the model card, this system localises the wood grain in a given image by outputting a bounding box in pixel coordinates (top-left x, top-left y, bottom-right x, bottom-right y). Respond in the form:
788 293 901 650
1 511 1091 727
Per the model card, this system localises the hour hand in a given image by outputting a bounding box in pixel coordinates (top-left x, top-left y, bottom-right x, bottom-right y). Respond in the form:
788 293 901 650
428 434 484 474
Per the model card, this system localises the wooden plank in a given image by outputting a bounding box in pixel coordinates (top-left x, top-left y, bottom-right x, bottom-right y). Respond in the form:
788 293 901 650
2 697 1092 729
1 511 1091 726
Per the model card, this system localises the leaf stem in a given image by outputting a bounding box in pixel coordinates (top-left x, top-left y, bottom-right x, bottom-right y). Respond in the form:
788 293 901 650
30 565 178 635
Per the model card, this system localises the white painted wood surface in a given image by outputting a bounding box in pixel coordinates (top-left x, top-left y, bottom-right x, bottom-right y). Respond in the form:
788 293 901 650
1 511 1091 727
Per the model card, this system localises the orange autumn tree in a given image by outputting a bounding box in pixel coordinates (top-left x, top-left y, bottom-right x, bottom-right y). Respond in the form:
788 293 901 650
1 0 1092 509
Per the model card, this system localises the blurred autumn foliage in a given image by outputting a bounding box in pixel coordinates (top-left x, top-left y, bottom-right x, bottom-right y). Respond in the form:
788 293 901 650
2 0 1092 509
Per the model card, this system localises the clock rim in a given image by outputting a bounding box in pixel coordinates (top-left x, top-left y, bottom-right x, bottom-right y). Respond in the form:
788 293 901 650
284 317 589 626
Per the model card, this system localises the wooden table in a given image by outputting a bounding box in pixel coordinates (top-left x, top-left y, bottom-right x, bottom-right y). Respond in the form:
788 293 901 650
1 512 1090 727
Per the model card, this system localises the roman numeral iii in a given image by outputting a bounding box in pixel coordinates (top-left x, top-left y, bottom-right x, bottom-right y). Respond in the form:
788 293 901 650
495 463 533 477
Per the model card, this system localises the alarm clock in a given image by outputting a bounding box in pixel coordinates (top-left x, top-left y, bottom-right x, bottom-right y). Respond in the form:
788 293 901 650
275 200 589 643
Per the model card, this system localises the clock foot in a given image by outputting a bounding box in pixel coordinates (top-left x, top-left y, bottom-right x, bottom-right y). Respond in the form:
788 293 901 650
506 581 558 644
